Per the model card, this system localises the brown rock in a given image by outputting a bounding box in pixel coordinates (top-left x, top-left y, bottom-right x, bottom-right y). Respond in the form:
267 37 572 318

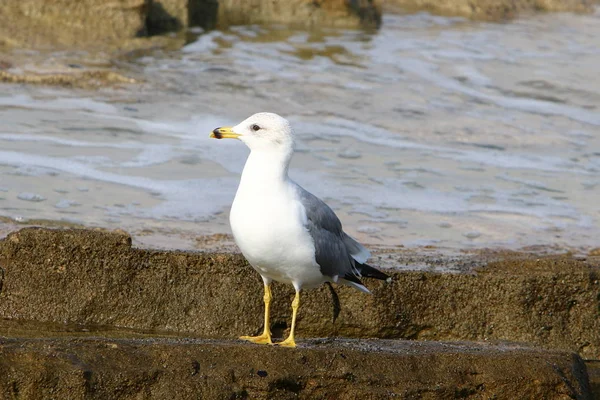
146 0 382 34
0 0 149 49
588 360 600 399
384 0 594 21
147 0 189 33
0 227 599 360
0 0 380 51
216 0 381 28
146 0 219 33
0 337 592 399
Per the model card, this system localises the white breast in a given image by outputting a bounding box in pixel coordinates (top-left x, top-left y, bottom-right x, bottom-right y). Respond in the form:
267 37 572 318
230 179 324 288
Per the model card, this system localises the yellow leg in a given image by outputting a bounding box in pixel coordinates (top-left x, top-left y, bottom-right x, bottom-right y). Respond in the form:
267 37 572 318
240 283 272 345
278 290 300 348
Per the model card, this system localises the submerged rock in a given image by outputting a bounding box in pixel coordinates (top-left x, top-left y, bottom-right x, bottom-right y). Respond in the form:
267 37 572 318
15 193 46 203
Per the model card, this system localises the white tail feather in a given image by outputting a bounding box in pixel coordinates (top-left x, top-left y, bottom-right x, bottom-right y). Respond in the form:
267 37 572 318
339 278 371 294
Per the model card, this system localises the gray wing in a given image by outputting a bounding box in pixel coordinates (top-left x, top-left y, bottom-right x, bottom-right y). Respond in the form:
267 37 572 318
295 184 368 281
341 232 371 264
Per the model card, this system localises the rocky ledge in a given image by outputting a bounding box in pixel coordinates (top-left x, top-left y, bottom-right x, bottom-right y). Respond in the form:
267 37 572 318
0 228 598 358
0 227 599 398
0 337 592 399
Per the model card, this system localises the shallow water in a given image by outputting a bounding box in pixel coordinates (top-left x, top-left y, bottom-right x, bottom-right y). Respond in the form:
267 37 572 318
0 10 599 252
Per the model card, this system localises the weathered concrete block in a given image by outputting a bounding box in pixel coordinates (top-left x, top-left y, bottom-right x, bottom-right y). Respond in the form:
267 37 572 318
0 338 591 399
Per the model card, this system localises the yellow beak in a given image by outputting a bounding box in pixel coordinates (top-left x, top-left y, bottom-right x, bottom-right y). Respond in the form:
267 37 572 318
210 126 240 139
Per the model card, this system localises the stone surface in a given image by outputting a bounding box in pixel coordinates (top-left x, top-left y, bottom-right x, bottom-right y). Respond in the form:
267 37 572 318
0 0 149 49
587 360 600 398
384 0 594 21
0 228 599 360
0 337 591 399
0 0 379 51
0 0 593 62
216 0 382 28
148 0 381 33
0 0 594 52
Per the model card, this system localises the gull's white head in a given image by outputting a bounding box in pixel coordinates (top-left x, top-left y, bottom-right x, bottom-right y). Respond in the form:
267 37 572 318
211 112 295 152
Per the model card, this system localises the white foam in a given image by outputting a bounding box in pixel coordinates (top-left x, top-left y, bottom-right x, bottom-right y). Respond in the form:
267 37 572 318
0 94 118 114
0 150 238 221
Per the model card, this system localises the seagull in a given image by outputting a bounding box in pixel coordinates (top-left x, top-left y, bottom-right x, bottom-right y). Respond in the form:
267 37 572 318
210 112 390 348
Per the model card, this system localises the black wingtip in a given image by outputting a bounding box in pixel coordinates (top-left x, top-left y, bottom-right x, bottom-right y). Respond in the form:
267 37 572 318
357 262 391 282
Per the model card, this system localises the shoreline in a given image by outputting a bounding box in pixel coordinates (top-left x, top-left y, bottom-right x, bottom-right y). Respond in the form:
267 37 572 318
1 219 598 261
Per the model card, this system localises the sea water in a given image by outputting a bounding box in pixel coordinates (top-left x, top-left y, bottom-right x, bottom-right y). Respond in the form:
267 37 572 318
0 10 598 252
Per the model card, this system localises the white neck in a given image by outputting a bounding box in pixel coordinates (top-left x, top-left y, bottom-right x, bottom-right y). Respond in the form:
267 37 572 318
239 148 293 190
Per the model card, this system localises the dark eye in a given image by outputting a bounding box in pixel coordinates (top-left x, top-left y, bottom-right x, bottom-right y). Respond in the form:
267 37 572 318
251 124 260 132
